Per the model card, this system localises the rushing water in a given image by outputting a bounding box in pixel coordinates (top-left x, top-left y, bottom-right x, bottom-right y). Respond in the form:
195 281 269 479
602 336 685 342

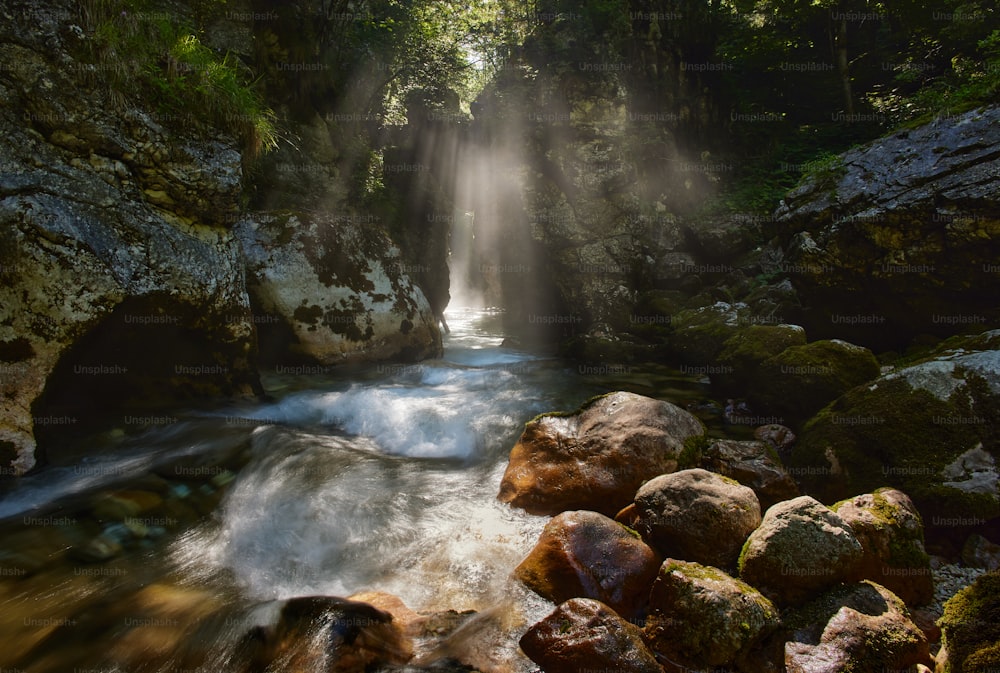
0 308 721 672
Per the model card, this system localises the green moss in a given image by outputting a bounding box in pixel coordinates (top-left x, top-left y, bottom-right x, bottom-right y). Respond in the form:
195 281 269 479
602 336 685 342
679 434 709 469
940 572 1000 673
526 392 616 426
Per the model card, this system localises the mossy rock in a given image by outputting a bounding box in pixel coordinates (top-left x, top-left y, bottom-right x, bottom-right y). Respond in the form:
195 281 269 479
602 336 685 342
939 571 1000 673
666 302 750 367
714 323 808 395
790 346 1000 524
752 339 881 427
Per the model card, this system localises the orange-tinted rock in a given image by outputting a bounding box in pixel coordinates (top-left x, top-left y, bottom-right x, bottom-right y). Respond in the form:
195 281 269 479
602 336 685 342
702 438 799 511
514 510 660 620
498 391 704 516
519 598 662 673
832 488 934 606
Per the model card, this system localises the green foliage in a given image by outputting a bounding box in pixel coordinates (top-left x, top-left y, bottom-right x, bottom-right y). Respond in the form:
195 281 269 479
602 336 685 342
78 0 276 159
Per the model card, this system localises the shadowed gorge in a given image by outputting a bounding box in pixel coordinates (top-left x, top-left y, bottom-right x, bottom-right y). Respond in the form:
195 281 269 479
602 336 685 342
2 0 1000 671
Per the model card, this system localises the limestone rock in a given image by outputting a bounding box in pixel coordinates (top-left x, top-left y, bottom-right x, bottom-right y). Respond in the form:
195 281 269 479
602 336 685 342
790 331 1000 524
498 391 705 516
738 496 864 606
514 510 660 620
701 439 800 511
632 468 762 570
644 559 781 670
832 489 934 606
519 598 662 673
235 211 442 367
784 581 931 673
773 106 1000 348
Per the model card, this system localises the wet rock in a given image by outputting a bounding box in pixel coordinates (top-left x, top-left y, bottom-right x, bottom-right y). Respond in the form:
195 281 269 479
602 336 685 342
243 595 413 672
790 331 1000 524
753 339 881 426
773 106 1000 348
738 496 864 606
71 534 124 563
666 301 751 366
514 510 660 620
832 488 934 606
701 439 800 511
938 570 1000 673
235 211 442 367
961 534 1000 571
519 598 662 673
498 391 705 517
91 490 164 522
632 468 761 570
784 581 931 673
644 559 780 671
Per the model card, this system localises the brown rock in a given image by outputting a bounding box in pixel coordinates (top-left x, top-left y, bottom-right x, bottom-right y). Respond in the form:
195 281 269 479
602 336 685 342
755 424 797 458
514 510 661 620
784 581 931 673
633 468 762 570
498 391 704 516
644 559 781 670
702 439 800 510
243 596 413 672
832 488 934 605
519 598 662 673
738 496 864 606
961 534 1000 571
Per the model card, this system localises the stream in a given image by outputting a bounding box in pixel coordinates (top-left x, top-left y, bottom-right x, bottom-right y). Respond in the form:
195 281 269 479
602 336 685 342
0 308 726 672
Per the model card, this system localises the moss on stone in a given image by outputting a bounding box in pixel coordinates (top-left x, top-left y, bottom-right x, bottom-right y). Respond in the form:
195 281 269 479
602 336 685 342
940 571 1000 673
679 434 709 469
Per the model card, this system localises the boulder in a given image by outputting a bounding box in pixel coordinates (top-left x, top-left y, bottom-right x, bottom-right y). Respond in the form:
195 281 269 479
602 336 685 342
773 106 1000 349
701 439 800 511
790 331 1000 524
755 423 798 461
643 559 780 670
632 468 762 570
714 324 809 395
666 301 752 367
753 339 881 426
784 581 931 673
938 570 1000 673
738 496 864 606
498 391 705 516
235 211 442 367
242 595 412 672
961 534 1000 571
832 488 934 606
513 510 660 620
519 598 662 673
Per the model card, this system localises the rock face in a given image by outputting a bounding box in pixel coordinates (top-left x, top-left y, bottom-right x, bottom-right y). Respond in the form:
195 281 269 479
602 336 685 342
832 489 934 606
644 559 781 671
235 212 441 367
514 510 660 620
784 581 931 673
498 391 705 516
938 570 1000 673
790 331 1000 523
702 439 800 511
773 106 1000 349
739 496 864 606
632 468 762 570
519 598 662 673
0 0 261 473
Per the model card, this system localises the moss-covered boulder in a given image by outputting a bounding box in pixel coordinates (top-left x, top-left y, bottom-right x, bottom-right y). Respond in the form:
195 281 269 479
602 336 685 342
938 570 1000 673
519 598 662 673
666 301 753 367
739 496 864 607
714 324 809 395
702 439 800 511
644 559 781 671
784 581 931 673
513 510 660 620
498 392 705 516
789 333 1000 524
832 488 934 606
752 339 881 426
632 468 762 570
